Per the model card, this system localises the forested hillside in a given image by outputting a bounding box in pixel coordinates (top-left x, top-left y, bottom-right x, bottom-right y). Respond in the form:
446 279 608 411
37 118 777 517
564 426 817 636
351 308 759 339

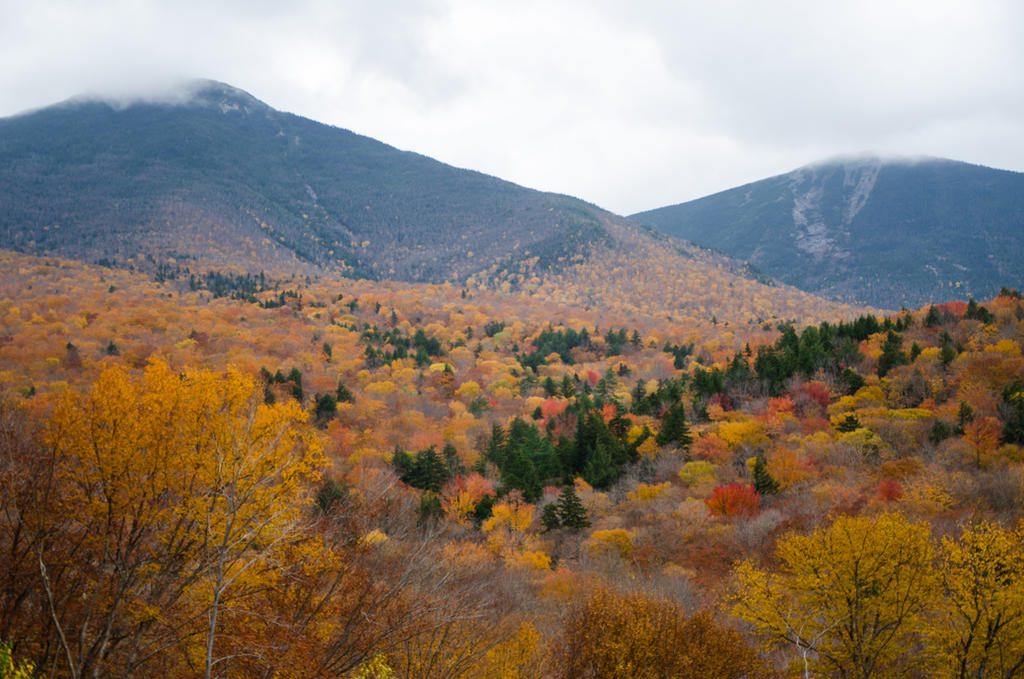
0 80 625 282
633 157 1024 309
2 248 1023 678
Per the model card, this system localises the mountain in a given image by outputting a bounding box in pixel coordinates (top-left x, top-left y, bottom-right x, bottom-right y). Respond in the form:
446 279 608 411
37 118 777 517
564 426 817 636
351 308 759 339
0 79 875 326
0 80 620 282
631 157 1024 309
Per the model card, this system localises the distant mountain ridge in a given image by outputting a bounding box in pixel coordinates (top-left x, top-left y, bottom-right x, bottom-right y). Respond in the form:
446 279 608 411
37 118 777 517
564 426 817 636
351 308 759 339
0 80 620 282
632 157 1024 308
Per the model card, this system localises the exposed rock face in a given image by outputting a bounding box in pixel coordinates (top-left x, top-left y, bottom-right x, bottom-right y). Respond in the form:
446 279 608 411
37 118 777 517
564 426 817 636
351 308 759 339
633 157 1024 309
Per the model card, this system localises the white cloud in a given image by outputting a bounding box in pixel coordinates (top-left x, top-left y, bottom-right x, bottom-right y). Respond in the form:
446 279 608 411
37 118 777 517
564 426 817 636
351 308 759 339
1 0 1021 214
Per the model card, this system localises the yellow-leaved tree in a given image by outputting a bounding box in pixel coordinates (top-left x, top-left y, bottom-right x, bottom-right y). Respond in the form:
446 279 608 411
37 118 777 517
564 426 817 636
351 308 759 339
928 521 1024 679
733 512 937 679
559 585 771 679
25 360 323 679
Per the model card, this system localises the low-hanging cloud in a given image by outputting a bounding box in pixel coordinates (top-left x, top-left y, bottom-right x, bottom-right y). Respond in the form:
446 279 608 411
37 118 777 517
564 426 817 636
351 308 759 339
1 0 1021 214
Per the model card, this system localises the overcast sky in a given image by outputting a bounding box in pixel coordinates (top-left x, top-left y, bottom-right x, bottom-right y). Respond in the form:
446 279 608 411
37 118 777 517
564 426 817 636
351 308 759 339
2 0 1022 215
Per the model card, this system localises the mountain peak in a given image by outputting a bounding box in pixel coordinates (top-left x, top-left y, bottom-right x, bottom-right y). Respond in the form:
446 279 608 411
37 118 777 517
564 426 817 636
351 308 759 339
633 157 1024 308
21 78 270 117
180 79 269 114
0 82 622 283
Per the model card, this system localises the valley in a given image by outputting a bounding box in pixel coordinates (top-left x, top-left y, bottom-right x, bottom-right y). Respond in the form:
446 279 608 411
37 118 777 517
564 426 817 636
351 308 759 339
1 82 1023 679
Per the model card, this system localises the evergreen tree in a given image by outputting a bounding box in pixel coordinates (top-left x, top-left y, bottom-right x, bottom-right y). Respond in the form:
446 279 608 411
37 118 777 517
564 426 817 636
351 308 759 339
392 446 415 480
929 420 954 446
533 442 564 483
1000 382 1024 445
287 366 304 400
956 401 975 435
540 503 561 531
504 447 542 501
485 422 507 467
656 402 693 449
752 456 779 495
909 342 922 362
838 368 866 395
557 485 590 530
561 375 576 398
396 446 449 492
583 441 617 489
877 331 908 377
939 342 957 370
335 381 355 403
315 478 346 515
965 297 994 323
413 446 449 492
313 393 337 426
543 376 559 397
442 442 463 478
630 379 647 412
835 414 861 433
471 495 495 524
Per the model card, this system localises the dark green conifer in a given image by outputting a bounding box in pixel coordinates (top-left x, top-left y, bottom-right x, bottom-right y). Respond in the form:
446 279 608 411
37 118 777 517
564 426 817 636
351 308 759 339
836 414 861 433
656 402 693 450
540 503 561 531
335 381 355 403
877 331 908 377
557 485 589 530
752 455 779 495
583 441 616 489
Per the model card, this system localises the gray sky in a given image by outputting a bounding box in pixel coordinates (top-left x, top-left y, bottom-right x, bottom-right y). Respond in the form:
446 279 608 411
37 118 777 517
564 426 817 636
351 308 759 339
2 0 1022 215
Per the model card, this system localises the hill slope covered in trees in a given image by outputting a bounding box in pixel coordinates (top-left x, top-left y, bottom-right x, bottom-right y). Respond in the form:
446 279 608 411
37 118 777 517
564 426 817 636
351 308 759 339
632 157 1024 309
1 249 1023 678
0 80 631 282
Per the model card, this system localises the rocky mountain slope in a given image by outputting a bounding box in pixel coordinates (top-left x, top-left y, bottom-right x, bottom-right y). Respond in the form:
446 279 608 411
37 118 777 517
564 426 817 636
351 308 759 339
632 157 1024 308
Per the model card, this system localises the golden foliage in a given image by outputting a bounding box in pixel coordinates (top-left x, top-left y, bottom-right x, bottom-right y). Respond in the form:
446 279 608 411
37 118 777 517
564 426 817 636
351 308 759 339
627 481 672 502
929 522 1024 677
559 586 772 679
734 513 936 678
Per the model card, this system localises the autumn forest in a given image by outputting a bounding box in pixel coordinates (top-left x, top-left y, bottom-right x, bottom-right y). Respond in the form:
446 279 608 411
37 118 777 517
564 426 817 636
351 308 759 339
0 238 1022 679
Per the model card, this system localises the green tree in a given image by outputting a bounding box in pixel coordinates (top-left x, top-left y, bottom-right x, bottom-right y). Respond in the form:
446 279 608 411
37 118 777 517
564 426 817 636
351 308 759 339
956 401 975 435
1000 381 1024 445
557 485 589 531
335 381 355 404
939 342 957 370
582 441 616 489
965 298 994 324
542 376 559 397
313 392 337 426
503 448 542 502
877 331 908 377
752 455 779 495
836 414 862 433
656 402 693 450
839 368 866 395
395 446 448 492
540 503 561 532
